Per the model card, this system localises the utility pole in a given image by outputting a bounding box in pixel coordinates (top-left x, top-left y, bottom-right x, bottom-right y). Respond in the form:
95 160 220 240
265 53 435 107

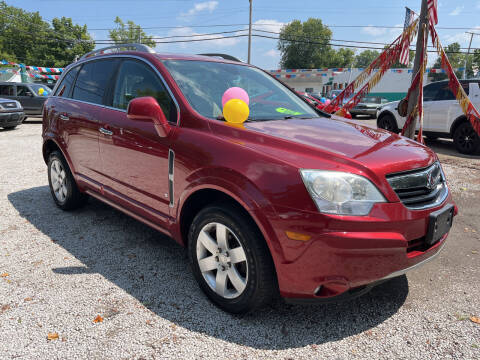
404 0 429 139
464 32 477 79
248 0 252 64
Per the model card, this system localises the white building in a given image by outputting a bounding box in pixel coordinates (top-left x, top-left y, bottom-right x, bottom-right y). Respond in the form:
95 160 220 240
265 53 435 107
269 68 430 102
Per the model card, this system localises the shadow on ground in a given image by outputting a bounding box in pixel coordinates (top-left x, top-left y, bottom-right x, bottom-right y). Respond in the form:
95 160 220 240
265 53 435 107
8 186 408 350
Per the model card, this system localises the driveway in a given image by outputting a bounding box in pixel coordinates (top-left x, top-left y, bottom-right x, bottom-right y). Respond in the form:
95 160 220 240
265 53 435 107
1 123 479 359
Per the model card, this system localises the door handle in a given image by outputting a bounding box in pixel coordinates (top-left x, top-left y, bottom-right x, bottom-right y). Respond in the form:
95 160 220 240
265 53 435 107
99 127 113 136
59 114 69 121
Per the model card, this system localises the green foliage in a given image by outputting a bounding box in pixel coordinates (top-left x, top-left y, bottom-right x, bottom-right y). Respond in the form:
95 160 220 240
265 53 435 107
353 50 380 68
431 42 464 81
0 1 94 67
277 18 353 68
109 17 155 48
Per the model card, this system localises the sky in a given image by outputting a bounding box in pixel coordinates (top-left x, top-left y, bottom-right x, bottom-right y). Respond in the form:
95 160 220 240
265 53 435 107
8 0 480 69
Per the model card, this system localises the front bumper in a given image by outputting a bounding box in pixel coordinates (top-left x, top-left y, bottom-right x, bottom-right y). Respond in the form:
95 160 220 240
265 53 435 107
267 193 456 301
350 108 378 116
0 111 25 127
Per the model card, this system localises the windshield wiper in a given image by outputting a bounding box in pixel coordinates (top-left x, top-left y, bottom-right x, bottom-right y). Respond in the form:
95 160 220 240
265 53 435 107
216 115 255 122
281 116 314 120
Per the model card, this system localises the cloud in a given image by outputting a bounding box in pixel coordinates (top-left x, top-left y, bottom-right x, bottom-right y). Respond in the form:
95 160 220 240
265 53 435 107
362 26 387 37
443 25 480 44
449 6 464 16
253 19 286 33
180 1 218 17
265 49 279 57
159 26 240 50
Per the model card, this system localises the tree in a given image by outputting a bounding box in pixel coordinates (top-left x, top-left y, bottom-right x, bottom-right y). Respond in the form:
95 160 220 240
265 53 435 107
430 42 464 81
109 17 155 48
277 18 353 68
354 50 380 68
0 1 94 67
331 48 355 68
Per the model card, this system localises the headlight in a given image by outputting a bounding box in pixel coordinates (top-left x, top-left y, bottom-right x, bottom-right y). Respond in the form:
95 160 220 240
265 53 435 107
300 170 386 216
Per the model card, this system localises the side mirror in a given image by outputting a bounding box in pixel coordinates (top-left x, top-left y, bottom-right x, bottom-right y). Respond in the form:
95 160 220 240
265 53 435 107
127 97 171 138
25 91 33 97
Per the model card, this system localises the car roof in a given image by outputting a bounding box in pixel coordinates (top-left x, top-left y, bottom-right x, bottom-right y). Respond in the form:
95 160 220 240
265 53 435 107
78 51 248 67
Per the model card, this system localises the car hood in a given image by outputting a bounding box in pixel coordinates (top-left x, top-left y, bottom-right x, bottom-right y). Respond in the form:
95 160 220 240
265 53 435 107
243 117 436 176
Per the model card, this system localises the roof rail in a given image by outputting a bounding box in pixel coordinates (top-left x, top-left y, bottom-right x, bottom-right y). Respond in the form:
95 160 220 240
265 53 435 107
80 43 156 60
198 53 242 62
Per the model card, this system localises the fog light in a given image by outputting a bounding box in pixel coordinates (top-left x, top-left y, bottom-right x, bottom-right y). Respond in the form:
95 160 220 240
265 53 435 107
285 231 311 242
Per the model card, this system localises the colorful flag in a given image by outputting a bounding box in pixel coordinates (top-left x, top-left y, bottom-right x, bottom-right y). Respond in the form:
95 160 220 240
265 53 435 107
400 7 415 65
428 0 438 25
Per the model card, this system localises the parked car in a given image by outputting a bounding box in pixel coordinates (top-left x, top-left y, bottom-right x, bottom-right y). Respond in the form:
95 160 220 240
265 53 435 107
350 96 390 118
377 80 480 154
42 44 456 314
0 82 51 116
0 98 24 129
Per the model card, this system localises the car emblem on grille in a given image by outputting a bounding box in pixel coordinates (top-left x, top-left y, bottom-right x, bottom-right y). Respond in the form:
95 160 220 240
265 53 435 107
426 165 440 190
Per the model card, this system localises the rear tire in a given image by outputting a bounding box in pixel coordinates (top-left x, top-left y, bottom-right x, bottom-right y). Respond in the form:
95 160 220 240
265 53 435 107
47 151 88 210
453 122 480 155
377 113 399 133
188 203 276 314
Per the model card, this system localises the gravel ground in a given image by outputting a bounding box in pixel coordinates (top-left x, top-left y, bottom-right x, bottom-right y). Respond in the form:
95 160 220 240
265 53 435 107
0 122 479 360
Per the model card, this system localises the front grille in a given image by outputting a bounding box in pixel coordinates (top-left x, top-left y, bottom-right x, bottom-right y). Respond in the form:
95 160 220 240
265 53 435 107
387 162 448 210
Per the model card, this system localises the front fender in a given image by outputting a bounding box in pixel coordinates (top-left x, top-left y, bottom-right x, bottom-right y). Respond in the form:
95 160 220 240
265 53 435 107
174 170 287 265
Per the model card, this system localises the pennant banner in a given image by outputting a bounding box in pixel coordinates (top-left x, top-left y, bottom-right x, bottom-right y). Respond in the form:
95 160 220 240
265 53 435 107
325 17 419 115
1 60 63 73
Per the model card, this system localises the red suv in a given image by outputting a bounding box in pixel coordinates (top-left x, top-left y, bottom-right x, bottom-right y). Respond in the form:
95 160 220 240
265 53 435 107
42 45 456 313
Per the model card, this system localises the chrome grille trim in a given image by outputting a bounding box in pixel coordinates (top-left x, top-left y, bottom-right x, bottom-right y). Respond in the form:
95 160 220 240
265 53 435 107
387 162 449 210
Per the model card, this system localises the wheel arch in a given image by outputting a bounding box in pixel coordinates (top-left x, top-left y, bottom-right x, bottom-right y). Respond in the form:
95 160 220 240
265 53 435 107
450 115 468 138
175 180 284 266
42 138 76 175
377 110 399 130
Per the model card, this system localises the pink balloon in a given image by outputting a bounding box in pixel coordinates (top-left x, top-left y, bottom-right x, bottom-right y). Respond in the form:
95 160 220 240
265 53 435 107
222 87 249 107
325 99 331 105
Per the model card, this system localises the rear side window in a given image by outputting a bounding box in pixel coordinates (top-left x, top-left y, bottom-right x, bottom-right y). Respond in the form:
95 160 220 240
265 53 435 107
73 59 118 105
112 59 177 122
55 66 80 98
0 84 14 96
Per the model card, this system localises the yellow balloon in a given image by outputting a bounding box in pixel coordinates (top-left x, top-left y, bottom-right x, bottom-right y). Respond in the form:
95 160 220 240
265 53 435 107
223 98 249 124
38 87 44 96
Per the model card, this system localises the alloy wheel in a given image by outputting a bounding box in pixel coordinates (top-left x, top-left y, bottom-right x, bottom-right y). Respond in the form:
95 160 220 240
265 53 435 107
196 222 248 299
50 159 68 202
457 126 477 153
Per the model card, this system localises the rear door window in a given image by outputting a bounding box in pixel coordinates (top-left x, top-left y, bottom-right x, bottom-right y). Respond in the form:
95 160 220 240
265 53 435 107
72 59 118 105
16 85 31 97
0 84 14 96
434 83 456 101
55 66 80 98
423 82 444 101
112 59 177 122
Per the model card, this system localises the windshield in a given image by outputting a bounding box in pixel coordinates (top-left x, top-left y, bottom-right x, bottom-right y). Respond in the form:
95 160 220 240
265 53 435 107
361 97 381 104
30 84 52 96
162 60 319 121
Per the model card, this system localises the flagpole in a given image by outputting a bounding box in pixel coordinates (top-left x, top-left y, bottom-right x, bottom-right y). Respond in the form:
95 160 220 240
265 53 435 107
404 0 429 139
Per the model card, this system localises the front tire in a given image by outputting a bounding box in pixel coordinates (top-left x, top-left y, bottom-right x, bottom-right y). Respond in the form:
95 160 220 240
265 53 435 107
453 122 480 155
377 113 399 133
47 151 88 210
188 203 276 314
